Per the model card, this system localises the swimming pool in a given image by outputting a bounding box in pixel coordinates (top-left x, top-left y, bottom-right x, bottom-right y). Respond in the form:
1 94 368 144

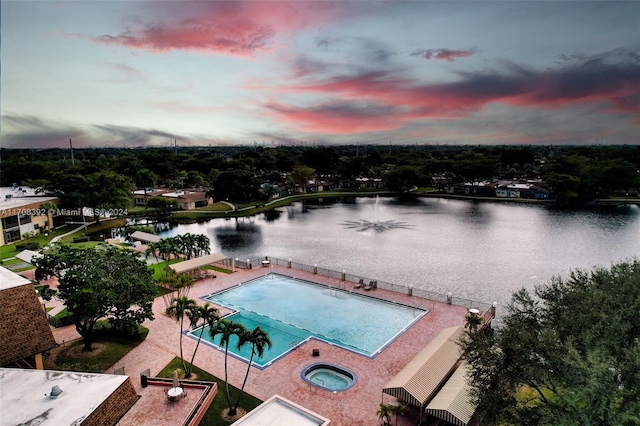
190 273 427 367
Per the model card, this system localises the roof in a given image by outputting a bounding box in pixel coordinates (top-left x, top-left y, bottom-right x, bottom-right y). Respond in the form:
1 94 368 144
0 265 32 290
168 253 228 274
0 186 57 218
0 267 58 365
16 249 42 264
382 326 463 407
231 394 331 426
425 362 477 426
129 231 161 244
0 368 135 426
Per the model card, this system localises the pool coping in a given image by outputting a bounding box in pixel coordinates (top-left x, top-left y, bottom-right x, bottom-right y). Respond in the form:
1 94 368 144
187 272 429 369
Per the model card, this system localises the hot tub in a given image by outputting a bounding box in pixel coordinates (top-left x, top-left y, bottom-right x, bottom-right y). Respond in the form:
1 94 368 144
302 363 357 391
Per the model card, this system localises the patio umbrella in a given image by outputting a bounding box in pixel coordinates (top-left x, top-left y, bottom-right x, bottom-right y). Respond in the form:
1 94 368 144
173 369 179 388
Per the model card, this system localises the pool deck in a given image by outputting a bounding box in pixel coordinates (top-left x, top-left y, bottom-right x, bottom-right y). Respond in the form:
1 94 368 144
52 264 471 426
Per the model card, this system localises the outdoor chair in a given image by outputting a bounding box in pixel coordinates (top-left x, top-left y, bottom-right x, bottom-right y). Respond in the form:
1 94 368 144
364 281 373 291
355 278 364 289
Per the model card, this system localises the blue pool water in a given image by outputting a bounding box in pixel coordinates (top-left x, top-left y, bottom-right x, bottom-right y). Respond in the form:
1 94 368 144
190 274 427 367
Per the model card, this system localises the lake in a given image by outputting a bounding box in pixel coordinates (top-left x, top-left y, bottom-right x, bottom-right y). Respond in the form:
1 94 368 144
155 197 640 310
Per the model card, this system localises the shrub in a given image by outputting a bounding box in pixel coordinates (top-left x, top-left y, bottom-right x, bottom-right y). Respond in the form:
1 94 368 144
16 242 40 251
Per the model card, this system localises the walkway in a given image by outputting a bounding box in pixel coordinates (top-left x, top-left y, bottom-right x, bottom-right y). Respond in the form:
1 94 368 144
88 265 470 425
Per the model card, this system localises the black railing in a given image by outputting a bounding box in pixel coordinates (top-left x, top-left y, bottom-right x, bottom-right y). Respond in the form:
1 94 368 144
245 256 494 313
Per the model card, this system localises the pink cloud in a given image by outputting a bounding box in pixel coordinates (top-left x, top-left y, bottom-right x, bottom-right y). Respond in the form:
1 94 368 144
411 48 475 61
265 50 639 135
89 1 341 57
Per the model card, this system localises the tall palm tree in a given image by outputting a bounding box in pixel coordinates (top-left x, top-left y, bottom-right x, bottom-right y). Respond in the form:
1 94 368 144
144 242 158 264
232 326 272 416
165 296 197 375
209 319 247 414
195 234 211 257
185 303 219 378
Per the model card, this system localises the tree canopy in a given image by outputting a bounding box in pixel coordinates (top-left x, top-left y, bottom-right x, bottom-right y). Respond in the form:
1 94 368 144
460 259 640 425
34 245 156 351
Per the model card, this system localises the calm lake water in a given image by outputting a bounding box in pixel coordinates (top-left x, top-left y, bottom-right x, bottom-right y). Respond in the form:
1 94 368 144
155 197 640 310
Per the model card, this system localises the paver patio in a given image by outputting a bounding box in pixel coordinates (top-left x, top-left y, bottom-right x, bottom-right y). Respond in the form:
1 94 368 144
53 264 472 425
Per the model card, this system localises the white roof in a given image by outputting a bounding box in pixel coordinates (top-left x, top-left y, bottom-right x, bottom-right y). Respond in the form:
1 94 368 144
16 249 42 264
232 394 331 426
0 266 32 290
168 253 227 274
129 231 161 243
0 186 57 210
0 368 129 426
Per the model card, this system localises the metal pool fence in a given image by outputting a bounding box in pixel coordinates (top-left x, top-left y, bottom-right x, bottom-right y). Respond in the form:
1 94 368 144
229 256 494 314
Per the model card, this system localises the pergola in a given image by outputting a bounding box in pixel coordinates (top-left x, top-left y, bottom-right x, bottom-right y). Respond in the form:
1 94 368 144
168 253 228 274
129 231 161 244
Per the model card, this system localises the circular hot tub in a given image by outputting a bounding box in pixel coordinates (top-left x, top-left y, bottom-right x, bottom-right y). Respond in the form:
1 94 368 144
302 363 357 391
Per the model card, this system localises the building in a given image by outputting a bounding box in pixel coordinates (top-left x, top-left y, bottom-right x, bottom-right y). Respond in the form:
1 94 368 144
0 186 57 246
132 188 210 210
0 367 138 426
0 266 58 369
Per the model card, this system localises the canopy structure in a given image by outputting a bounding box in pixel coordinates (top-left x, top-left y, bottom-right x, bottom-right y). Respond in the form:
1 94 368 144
15 249 41 264
425 362 476 426
382 326 463 408
129 231 161 244
168 253 228 274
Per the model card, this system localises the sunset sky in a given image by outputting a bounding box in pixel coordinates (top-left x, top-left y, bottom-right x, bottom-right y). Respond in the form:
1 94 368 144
2 1 639 148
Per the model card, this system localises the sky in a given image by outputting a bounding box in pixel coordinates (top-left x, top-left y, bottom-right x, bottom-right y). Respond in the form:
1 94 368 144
1 0 639 148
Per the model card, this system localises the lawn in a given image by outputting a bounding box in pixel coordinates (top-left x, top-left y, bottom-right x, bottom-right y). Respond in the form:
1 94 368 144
157 357 262 426
44 322 149 373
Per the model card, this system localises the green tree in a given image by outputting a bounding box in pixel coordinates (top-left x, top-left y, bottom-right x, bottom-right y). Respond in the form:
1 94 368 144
460 259 640 425
289 165 315 193
212 170 263 203
232 326 272 416
136 168 158 205
165 296 197 375
34 245 156 351
185 303 219 379
384 165 423 193
209 319 248 416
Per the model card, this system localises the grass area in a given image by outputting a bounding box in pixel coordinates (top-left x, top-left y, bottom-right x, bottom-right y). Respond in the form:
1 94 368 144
44 322 149 373
197 202 234 212
157 357 262 426
202 265 233 274
149 258 181 280
0 258 35 271
172 191 387 222
58 218 127 244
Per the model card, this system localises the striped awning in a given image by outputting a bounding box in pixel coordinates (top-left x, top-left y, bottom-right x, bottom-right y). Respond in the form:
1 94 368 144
425 362 476 426
382 326 463 407
168 253 227 274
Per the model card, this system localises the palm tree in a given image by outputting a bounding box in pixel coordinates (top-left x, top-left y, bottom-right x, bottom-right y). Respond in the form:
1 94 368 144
465 311 483 332
377 404 392 426
388 404 405 426
185 303 219 379
195 234 211 257
165 296 197 375
145 242 158 264
209 319 247 415
232 326 272 416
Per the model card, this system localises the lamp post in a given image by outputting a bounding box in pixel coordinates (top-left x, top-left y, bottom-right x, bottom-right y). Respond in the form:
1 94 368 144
45 232 49 246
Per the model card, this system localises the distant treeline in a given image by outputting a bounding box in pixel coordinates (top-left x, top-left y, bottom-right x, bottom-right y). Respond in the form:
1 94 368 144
1 144 638 205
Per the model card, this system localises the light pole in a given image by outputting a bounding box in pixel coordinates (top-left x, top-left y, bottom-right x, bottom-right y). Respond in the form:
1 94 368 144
45 232 49 246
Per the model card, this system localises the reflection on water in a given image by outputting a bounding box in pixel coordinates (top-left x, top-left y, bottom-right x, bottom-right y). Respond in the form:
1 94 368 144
156 197 640 309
